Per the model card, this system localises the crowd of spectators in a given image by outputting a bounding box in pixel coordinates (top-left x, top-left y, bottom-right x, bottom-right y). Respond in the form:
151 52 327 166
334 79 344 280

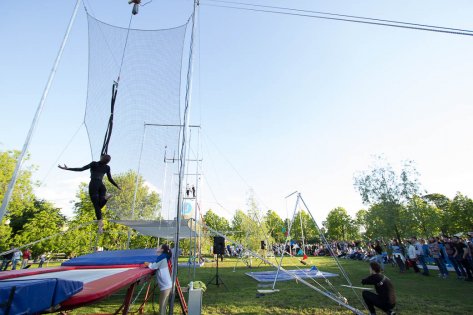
269 232 473 282
0 247 48 271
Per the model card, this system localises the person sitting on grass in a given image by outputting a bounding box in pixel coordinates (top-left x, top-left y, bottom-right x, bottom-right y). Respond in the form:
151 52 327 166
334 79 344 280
361 261 396 315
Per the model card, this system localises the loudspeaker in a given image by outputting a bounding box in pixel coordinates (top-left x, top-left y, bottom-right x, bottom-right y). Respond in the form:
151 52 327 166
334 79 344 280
213 236 225 255
261 240 266 250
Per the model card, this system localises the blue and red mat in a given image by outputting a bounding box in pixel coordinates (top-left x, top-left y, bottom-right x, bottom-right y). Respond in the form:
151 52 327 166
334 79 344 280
0 249 158 315
246 268 338 282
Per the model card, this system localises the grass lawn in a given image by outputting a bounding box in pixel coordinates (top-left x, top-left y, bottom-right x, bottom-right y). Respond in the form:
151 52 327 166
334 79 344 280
46 256 472 314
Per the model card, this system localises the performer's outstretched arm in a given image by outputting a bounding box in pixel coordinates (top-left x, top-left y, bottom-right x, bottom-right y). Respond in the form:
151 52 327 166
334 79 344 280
58 163 92 172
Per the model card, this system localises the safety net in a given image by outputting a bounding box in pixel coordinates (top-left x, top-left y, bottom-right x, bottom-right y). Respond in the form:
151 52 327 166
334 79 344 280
84 13 190 219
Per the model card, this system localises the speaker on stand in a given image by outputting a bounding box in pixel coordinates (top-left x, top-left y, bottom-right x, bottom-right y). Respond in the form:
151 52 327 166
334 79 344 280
207 236 227 289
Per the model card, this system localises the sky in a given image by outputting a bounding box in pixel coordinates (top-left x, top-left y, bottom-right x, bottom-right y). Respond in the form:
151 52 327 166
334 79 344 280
1 0 473 225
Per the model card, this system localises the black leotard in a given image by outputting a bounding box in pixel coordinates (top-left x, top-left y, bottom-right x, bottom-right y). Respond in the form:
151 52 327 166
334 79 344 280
68 161 119 188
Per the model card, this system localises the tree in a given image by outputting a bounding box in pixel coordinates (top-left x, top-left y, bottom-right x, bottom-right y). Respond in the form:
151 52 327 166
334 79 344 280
0 218 12 252
355 209 368 236
245 191 270 250
203 209 230 233
264 210 285 243
354 155 421 240
323 207 359 240
448 193 473 234
13 200 66 257
231 209 248 242
105 170 160 220
0 150 36 221
1 150 64 254
289 210 319 243
358 203 407 240
62 183 102 256
423 193 451 235
9 199 66 236
203 209 230 254
406 195 442 237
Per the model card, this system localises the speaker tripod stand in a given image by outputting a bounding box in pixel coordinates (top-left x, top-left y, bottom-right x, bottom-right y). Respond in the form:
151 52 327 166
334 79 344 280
207 256 228 290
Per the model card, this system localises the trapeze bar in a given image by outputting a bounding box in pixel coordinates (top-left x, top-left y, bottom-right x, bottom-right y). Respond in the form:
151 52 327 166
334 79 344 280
173 173 201 176
144 123 201 128
167 158 202 162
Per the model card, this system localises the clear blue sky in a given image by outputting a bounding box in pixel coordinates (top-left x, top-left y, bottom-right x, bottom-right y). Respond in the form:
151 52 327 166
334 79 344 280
1 0 473 223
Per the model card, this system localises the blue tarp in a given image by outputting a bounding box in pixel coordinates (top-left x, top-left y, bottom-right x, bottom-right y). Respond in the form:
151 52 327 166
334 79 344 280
246 268 339 282
62 249 158 266
0 278 83 315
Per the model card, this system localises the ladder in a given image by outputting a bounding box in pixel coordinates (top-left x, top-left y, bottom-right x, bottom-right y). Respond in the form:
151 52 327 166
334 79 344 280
168 260 188 315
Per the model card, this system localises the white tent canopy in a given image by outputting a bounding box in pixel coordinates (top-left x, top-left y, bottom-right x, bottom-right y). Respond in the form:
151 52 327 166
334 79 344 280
112 219 198 239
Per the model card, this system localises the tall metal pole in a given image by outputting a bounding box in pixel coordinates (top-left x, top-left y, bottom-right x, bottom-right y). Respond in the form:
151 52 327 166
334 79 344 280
169 1 198 313
159 149 168 219
127 124 147 248
299 204 305 255
272 194 299 290
0 0 82 221
192 128 201 280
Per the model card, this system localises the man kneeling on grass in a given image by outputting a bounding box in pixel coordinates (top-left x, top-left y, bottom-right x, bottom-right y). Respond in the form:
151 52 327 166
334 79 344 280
361 261 396 315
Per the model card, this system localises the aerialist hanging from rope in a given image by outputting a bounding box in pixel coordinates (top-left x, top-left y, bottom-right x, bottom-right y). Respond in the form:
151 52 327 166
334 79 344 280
58 59 121 234
58 154 121 233
56 1 142 234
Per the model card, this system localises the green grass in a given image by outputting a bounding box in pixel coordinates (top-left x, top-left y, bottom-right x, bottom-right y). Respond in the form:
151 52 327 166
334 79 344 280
57 256 473 314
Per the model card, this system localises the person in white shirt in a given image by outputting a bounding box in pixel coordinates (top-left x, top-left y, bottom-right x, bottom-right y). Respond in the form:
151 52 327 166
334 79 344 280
11 249 22 270
144 244 172 315
39 253 47 268
406 240 420 273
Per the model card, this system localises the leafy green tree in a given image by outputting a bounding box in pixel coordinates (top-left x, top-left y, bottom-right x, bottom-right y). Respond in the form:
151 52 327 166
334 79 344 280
0 150 36 223
203 209 230 233
289 210 319 243
9 200 65 236
423 193 451 235
447 192 473 234
13 200 66 257
62 183 101 256
203 209 231 253
354 155 420 241
355 209 368 236
359 204 399 240
105 170 160 220
0 218 12 251
231 209 247 242
264 210 285 243
406 195 442 237
323 207 359 240
1 151 66 254
245 192 271 250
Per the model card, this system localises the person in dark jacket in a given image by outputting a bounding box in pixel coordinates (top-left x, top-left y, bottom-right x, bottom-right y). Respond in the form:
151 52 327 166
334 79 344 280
361 261 396 315
0 246 14 271
58 154 120 233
